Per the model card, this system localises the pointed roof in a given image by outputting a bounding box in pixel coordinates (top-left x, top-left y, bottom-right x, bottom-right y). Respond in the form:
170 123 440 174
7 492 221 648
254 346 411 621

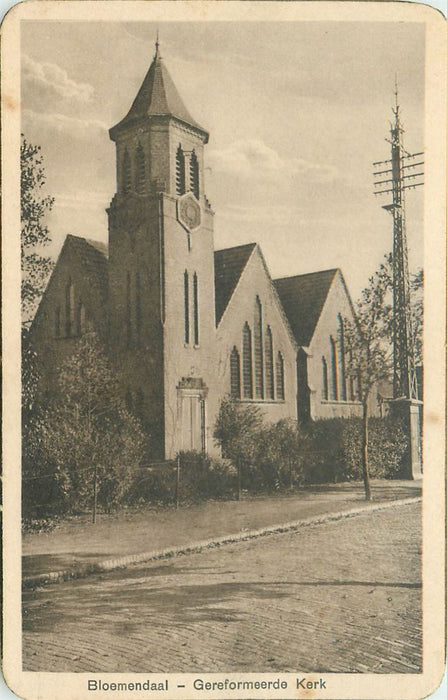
214 243 257 324
110 43 208 142
274 269 338 346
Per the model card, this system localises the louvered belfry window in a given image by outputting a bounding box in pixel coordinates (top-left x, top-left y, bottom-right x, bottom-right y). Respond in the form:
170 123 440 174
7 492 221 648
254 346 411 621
135 143 146 194
242 322 253 399
176 145 185 195
122 149 132 194
254 297 264 399
230 346 241 399
276 351 285 400
265 326 274 399
190 150 199 199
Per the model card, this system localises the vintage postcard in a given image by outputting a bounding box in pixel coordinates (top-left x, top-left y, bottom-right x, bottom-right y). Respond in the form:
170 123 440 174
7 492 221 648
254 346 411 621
2 2 446 699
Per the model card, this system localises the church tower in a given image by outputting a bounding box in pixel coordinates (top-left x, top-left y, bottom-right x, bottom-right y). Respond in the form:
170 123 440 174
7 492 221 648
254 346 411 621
108 40 216 458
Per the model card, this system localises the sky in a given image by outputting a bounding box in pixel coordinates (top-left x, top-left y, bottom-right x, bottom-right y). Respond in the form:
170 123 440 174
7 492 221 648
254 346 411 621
21 20 425 300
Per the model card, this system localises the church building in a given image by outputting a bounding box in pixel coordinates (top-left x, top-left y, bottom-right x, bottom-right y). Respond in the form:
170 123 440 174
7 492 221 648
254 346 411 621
30 42 371 459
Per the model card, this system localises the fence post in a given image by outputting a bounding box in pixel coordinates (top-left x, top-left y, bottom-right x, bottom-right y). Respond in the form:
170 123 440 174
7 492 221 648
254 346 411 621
176 455 180 509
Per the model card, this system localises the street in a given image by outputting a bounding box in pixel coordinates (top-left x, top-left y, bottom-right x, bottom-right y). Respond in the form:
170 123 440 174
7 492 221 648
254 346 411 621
23 502 421 673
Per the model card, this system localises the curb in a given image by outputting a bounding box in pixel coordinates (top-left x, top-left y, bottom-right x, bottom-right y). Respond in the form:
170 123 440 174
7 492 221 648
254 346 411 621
22 496 421 590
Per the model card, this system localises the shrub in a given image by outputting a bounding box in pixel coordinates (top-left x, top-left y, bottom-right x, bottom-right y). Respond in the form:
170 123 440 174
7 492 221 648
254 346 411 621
303 416 408 483
253 419 308 490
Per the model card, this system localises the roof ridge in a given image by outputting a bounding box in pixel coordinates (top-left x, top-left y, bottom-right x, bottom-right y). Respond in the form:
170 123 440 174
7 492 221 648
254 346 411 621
274 268 338 283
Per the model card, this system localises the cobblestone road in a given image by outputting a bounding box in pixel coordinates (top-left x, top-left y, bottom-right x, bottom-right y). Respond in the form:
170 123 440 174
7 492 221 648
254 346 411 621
23 502 421 673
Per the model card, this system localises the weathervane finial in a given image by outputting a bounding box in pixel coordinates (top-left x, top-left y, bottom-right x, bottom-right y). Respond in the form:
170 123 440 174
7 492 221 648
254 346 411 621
155 30 160 57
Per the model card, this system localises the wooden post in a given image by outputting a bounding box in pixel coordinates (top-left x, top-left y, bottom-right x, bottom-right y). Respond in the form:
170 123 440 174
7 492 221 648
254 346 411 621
176 455 180 509
92 464 98 523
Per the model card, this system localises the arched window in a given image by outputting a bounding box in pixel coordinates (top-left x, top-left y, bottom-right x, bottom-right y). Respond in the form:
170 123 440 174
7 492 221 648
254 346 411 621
176 145 185 195
135 388 144 420
126 272 131 347
338 314 347 400
65 279 75 337
193 272 199 345
242 322 253 399
276 351 285 400
322 356 328 400
54 307 61 339
265 326 274 399
136 271 142 346
189 150 199 199
230 347 241 399
254 296 264 399
77 303 86 336
122 149 132 194
330 335 338 400
135 143 146 194
184 270 190 344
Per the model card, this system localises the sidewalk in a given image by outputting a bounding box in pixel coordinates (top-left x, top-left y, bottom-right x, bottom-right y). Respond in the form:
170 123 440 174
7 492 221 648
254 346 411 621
22 479 421 587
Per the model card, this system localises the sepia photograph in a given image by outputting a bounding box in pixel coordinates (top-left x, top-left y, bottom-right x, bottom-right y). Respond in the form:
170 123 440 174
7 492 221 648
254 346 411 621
2 2 446 699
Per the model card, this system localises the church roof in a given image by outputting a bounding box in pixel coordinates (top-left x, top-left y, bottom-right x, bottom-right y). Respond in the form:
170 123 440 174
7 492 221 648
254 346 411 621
110 44 208 142
274 268 338 346
65 235 108 299
214 243 257 324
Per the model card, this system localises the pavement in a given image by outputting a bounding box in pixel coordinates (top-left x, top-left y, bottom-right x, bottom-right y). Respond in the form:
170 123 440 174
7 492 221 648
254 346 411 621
22 479 421 588
23 501 422 673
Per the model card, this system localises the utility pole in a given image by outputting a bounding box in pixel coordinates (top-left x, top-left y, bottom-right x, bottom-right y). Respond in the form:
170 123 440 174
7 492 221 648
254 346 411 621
373 82 423 479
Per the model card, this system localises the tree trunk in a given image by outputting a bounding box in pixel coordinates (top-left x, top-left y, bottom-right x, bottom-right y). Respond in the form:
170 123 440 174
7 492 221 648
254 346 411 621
92 464 98 523
237 461 242 501
362 399 372 501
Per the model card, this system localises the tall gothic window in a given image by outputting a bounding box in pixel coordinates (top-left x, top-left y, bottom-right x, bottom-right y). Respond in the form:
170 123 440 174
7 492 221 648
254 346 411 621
176 145 185 195
54 307 61 339
184 270 190 344
330 336 338 400
122 149 132 194
193 272 199 345
77 303 86 336
322 356 328 400
230 346 241 399
338 314 347 400
242 322 253 399
126 272 131 347
135 143 146 194
265 326 274 399
254 296 264 399
136 271 142 346
189 150 199 199
276 351 285 400
135 388 144 420
65 279 75 337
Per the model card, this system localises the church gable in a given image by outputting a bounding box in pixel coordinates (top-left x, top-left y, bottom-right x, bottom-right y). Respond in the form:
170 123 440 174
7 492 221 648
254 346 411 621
31 234 108 357
216 245 297 419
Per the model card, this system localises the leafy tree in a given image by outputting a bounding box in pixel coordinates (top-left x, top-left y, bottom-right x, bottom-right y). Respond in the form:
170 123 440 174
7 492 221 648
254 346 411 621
213 397 263 500
21 135 54 323
344 258 394 501
23 332 146 519
344 253 423 500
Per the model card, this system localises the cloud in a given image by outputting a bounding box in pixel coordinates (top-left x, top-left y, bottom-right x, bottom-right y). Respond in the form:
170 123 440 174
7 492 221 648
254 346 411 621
22 109 108 140
22 53 94 103
208 139 337 183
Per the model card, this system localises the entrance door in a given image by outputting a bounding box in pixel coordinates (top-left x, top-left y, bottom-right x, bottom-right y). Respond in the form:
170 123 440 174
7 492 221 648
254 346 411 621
181 394 206 452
